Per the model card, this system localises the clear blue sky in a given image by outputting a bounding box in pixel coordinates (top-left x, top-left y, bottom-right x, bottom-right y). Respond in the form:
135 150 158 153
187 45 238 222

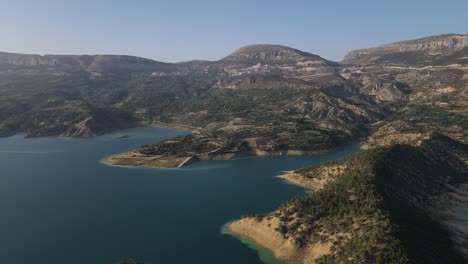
1 0 467 62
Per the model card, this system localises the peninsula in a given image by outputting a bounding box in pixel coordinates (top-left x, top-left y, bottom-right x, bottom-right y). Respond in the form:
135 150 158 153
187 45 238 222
226 133 468 263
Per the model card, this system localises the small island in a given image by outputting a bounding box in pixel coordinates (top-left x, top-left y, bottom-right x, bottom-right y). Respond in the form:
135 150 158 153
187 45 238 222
112 134 130 139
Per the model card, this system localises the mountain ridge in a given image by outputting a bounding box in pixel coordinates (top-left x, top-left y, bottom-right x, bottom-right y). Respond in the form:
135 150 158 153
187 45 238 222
0 44 331 68
0 51 174 73
343 33 468 66
2 33 467 69
0 33 466 143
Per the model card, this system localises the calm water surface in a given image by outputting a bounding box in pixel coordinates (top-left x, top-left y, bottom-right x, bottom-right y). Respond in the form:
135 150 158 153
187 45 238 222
1 127 362 264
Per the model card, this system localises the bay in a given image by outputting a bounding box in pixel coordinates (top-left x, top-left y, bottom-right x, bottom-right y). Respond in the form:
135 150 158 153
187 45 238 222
0 127 362 264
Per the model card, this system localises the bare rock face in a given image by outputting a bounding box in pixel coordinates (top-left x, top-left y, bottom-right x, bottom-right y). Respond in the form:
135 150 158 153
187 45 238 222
343 34 468 66
60 117 95 137
360 76 411 102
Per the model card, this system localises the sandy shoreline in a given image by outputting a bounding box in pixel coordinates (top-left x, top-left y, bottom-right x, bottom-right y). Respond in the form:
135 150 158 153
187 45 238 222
277 171 321 190
223 169 334 264
225 216 332 264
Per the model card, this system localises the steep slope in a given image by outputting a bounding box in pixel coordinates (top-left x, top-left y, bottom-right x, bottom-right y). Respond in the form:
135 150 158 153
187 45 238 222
227 134 468 263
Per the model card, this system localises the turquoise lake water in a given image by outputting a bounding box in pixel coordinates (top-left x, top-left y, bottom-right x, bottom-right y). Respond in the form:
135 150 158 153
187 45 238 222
0 127 363 264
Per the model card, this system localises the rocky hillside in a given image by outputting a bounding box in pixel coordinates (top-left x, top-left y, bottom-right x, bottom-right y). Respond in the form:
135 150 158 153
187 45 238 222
216 44 344 87
341 34 467 140
343 34 468 66
228 134 468 263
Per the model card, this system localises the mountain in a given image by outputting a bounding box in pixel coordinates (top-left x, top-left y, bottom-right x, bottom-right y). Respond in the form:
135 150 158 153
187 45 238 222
219 44 344 86
342 34 468 66
221 44 334 65
0 34 466 148
0 52 176 74
0 44 360 140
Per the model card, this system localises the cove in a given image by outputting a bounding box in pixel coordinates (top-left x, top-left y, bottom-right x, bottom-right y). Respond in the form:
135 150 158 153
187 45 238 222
0 127 362 264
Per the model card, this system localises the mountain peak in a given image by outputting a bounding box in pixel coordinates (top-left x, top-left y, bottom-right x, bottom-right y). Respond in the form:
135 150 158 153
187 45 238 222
222 44 325 63
230 44 298 54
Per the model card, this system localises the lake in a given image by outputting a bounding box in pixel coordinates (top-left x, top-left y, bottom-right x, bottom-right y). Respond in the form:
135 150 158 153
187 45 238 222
0 127 362 264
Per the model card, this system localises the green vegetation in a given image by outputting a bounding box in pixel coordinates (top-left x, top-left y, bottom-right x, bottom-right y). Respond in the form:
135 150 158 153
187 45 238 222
0 66 373 154
366 103 468 148
269 134 467 263
138 135 219 156
392 104 467 132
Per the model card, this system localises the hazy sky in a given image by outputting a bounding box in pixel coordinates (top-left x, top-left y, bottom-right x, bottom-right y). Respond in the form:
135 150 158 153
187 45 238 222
1 0 467 62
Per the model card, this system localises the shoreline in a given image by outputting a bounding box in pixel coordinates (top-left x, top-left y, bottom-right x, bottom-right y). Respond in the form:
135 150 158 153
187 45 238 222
224 137 468 264
101 141 363 169
277 171 319 190
0 123 194 139
224 216 331 264
223 164 337 264
221 221 299 264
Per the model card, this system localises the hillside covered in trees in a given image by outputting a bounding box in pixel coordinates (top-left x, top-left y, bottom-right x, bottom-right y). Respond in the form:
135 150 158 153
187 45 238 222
227 134 468 263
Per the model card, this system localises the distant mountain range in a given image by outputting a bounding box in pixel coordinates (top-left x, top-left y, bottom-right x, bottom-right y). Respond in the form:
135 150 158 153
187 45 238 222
0 33 466 140
2 33 467 69
0 52 174 73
